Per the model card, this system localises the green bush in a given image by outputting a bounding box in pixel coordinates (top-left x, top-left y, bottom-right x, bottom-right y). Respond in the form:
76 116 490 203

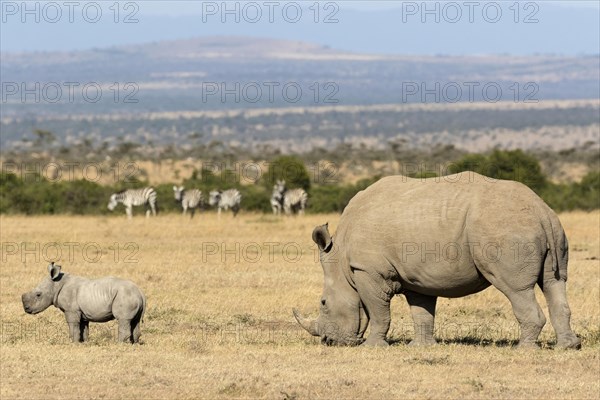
0 160 597 215
308 185 345 213
262 156 311 191
154 183 183 214
542 171 600 211
0 173 24 213
0 173 113 215
238 185 271 213
449 150 547 193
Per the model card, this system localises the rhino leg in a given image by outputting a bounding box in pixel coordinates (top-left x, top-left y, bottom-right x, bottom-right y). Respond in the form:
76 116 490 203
541 280 581 349
405 291 437 346
484 280 545 348
118 319 133 343
81 320 89 342
131 310 143 343
64 311 83 343
472 239 546 348
354 270 390 347
132 320 142 343
508 289 546 348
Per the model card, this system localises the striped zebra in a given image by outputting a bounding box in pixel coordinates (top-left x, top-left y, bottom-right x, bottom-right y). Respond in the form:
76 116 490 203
270 180 285 215
208 189 242 217
107 187 157 218
272 180 308 215
173 186 203 218
283 188 308 215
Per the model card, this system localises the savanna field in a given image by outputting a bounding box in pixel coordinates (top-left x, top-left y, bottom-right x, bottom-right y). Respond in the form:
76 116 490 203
1 211 599 399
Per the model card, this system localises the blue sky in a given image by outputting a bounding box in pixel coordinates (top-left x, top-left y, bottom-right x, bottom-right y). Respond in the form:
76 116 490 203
1 1 599 55
138 1 599 15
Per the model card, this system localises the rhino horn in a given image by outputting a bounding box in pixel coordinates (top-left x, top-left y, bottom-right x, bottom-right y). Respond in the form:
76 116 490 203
293 308 319 336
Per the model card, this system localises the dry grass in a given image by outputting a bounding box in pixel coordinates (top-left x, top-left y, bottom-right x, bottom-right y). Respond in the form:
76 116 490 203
1 211 599 399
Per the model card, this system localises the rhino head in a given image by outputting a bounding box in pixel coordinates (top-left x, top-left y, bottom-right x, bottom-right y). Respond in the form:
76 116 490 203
293 224 369 346
22 262 63 314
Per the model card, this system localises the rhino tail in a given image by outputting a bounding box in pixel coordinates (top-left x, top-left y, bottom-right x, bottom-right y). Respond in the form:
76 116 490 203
140 293 146 324
540 207 569 283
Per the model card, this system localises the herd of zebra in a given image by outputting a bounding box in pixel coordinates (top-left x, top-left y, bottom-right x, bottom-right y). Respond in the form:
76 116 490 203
107 180 308 218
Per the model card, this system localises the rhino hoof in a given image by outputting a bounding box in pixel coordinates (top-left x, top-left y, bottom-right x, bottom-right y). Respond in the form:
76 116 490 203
408 339 437 347
556 336 582 350
516 341 540 350
362 338 389 347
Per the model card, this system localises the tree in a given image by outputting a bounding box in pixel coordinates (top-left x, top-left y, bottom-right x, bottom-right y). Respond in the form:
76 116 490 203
263 156 311 191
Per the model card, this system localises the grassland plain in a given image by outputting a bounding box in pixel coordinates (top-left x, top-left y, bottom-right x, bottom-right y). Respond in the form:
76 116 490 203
1 211 598 399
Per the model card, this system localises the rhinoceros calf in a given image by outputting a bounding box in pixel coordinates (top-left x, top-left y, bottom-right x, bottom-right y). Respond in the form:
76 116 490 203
22 263 146 343
294 172 581 349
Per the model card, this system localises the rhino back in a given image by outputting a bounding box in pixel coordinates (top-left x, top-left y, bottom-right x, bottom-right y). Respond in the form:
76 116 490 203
337 172 552 296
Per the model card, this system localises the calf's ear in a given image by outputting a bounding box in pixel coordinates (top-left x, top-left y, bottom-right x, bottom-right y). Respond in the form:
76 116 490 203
47 262 62 281
312 223 332 252
173 186 177 191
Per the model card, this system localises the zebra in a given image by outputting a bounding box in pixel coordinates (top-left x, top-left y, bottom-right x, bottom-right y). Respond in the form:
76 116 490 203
208 189 242 217
173 186 203 218
107 187 157 218
283 188 308 215
272 180 308 215
270 180 285 215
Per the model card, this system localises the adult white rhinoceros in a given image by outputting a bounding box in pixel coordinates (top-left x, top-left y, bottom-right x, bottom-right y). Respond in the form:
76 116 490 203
294 172 581 349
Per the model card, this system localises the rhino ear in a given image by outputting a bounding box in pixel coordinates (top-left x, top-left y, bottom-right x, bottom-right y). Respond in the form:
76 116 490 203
312 223 332 252
48 262 62 281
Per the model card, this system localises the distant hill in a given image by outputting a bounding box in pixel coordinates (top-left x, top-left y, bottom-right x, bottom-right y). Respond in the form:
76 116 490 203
1 37 598 154
1 36 598 119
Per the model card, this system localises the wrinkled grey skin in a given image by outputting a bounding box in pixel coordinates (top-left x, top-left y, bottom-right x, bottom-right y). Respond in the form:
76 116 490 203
22 263 146 343
294 172 581 349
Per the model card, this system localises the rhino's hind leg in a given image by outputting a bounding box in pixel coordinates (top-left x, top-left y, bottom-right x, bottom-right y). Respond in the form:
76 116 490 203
117 319 134 343
81 320 89 342
541 280 581 349
477 269 544 346
404 291 437 346
473 241 546 348
131 313 143 344
500 288 546 348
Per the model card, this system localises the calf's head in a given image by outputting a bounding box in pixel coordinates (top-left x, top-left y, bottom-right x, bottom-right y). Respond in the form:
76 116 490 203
22 263 63 314
293 224 368 346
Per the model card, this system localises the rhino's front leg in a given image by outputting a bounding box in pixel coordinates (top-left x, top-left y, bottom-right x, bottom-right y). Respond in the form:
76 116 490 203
404 291 437 346
64 311 83 343
354 270 391 347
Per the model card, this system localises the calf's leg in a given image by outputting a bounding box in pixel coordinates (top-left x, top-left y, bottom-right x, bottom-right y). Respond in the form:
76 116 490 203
118 319 133 343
